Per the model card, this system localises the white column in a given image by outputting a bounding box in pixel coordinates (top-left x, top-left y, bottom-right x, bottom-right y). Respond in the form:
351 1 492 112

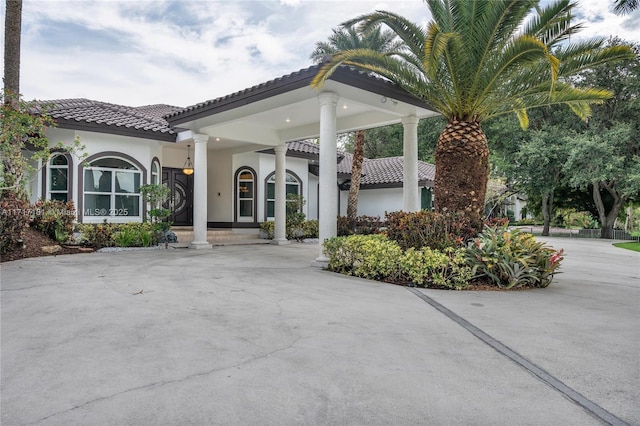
402 115 420 212
271 144 289 245
190 134 212 249
315 92 339 264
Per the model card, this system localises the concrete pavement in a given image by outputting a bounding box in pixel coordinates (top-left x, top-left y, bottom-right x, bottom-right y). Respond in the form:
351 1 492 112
1 237 638 425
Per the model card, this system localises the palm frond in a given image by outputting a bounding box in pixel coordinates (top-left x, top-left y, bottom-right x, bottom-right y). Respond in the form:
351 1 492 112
344 11 428 60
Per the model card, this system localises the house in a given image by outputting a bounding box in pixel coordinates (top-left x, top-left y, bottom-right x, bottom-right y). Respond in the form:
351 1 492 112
28 64 439 263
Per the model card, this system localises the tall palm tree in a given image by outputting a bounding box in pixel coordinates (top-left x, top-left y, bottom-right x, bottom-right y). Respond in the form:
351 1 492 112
312 0 634 231
310 26 401 222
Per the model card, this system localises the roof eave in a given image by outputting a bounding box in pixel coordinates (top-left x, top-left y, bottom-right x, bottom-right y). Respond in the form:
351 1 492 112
54 118 177 142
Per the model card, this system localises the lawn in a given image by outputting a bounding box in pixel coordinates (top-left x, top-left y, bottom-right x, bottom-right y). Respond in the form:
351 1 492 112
613 242 640 252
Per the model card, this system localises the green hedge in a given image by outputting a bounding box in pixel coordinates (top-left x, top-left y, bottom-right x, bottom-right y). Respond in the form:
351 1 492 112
323 228 564 290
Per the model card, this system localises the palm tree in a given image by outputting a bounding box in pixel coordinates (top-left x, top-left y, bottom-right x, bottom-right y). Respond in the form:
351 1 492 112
613 0 638 15
310 26 401 223
312 0 634 231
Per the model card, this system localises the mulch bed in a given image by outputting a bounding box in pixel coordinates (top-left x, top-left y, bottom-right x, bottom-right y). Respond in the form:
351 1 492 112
1 227 93 263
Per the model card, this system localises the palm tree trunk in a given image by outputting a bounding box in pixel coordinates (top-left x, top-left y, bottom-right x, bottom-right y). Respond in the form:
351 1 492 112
3 0 23 196
4 0 22 106
347 129 365 221
434 119 489 232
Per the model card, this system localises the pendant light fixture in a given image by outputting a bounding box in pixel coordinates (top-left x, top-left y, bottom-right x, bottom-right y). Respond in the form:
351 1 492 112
182 144 194 175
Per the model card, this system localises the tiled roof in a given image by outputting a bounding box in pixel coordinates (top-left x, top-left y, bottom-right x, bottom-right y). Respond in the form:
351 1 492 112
286 140 321 156
337 152 435 188
32 98 182 141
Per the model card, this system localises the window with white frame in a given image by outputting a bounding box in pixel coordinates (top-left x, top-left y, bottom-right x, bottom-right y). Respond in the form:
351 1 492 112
48 154 69 202
265 172 300 220
236 168 255 222
83 157 141 219
151 159 160 185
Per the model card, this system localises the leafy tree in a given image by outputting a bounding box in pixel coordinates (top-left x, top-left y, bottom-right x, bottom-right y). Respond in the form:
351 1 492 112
312 0 634 231
311 25 401 222
515 127 570 235
564 125 639 238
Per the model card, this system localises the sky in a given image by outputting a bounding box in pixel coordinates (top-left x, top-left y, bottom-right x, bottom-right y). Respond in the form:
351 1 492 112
3 0 640 108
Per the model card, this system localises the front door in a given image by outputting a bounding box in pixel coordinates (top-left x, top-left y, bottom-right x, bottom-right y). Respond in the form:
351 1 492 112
162 168 193 226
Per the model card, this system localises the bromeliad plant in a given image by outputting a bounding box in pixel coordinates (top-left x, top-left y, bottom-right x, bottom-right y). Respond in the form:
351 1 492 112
465 226 564 289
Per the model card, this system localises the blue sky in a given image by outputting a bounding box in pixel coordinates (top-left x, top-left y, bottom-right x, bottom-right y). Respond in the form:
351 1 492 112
3 0 639 108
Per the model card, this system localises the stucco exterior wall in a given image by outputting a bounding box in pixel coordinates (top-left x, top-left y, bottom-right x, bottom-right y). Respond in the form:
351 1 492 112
42 128 163 223
339 187 412 219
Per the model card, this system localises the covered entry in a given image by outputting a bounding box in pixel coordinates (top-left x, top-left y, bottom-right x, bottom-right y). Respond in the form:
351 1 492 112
165 64 439 262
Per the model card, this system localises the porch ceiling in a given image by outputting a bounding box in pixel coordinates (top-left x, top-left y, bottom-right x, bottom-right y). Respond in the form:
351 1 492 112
168 65 439 150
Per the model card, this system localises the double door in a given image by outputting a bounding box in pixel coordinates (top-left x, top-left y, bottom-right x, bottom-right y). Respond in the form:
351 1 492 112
162 168 193 226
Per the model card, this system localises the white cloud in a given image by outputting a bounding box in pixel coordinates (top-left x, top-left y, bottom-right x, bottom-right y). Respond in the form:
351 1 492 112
8 0 639 108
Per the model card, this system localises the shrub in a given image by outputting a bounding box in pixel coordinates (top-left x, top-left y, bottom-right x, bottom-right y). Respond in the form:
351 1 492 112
324 234 472 289
0 192 30 254
79 222 157 248
259 221 274 239
260 219 318 240
30 199 76 243
337 215 383 236
302 220 318 239
563 210 597 229
324 234 402 279
465 226 564 289
113 223 155 247
77 221 116 249
385 211 476 251
399 246 472 290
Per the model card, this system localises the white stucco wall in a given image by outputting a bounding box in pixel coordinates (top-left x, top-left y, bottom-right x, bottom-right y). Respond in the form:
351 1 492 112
339 187 421 219
42 128 164 223
308 174 319 221
207 151 232 223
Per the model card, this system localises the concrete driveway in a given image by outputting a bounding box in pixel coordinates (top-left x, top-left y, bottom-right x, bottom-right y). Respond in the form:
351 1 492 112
1 238 638 425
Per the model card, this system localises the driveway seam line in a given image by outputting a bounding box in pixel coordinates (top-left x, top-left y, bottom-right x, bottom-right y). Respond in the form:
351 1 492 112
406 287 629 426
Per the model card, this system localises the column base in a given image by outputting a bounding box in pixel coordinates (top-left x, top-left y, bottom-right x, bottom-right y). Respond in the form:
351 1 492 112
312 255 329 269
190 241 213 249
270 239 290 245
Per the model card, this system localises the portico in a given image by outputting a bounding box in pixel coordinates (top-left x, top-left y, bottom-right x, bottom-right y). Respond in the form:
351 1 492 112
164 64 438 262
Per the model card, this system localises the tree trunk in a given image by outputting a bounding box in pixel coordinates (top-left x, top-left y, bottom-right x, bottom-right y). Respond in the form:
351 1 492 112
434 119 489 231
541 191 553 236
4 0 22 106
347 129 365 221
3 0 23 196
593 182 624 239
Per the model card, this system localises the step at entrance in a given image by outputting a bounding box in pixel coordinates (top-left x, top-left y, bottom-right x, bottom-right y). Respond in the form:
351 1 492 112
169 227 269 247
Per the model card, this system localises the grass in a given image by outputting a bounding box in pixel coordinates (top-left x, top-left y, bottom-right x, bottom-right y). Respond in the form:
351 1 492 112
613 242 640 252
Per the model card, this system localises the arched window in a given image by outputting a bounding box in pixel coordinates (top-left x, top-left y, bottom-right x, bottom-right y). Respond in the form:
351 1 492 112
235 168 256 222
265 171 301 221
83 157 142 220
48 154 70 201
151 158 161 185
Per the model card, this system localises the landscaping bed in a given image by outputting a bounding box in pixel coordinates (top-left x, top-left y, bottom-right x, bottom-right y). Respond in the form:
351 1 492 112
0 226 93 263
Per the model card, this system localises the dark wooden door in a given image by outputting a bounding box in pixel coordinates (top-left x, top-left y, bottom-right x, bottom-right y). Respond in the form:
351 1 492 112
162 168 193 226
